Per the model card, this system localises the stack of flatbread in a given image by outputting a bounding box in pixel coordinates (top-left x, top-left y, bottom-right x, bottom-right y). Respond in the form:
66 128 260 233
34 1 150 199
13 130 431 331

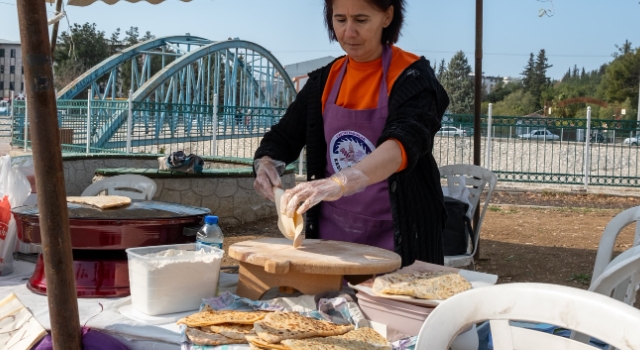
177 309 271 346
178 310 390 349
372 271 472 300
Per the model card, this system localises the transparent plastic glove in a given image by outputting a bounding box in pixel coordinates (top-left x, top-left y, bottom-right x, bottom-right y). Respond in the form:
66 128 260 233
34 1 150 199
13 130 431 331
253 156 286 201
282 167 369 217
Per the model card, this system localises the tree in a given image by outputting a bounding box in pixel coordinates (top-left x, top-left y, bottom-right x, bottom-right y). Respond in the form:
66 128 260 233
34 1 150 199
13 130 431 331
492 90 538 116
521 49 552 110
521 53 535 92
437 58 446 81
441 51 474 114
54 23 111 90
613 40 633 58
602 47 640 119
486 81 522 104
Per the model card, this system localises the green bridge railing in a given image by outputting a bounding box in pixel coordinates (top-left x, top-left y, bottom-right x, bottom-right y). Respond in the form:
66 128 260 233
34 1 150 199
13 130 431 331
11 100 640 187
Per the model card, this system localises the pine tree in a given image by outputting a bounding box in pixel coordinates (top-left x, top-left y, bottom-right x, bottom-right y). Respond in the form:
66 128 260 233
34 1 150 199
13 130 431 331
531 49 552 110
522 53 535 91
441 51 474 114
437 58 446 81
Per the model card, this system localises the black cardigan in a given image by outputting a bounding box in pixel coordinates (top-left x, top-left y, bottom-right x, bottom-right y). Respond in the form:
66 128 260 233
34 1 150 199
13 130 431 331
255 56 450 266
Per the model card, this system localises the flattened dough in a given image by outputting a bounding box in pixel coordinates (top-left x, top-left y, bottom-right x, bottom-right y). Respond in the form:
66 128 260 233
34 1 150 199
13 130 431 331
274 188 304 247
66 195 131 209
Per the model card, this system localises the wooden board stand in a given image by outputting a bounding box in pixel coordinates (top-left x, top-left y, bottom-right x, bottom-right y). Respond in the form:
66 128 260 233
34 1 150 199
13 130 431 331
229 238 402 300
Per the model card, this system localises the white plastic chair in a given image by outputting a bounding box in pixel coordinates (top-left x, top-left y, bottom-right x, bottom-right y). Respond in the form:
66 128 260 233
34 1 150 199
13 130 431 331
440 164 497 268
592 206 640 282
81 175 157 200
415 283 640 350
571 245 640 348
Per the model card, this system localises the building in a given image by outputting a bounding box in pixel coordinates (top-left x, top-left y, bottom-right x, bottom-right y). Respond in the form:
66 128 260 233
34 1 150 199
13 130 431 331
284 56 336 92
0 39 24 101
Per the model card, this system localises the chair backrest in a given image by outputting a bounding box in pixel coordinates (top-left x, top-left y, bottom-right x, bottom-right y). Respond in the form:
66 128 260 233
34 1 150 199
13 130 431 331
590 245 640 305
592 206 640 281
570 246 640 348
439 164 497 255
416 283 640 350
81 175 157 200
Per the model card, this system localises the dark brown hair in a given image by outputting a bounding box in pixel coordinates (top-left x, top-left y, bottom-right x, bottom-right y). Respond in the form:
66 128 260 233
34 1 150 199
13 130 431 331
324 0 405 45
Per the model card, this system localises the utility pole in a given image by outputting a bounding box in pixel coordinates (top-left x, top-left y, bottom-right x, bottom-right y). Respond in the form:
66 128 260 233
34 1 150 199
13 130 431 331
637 73 640 137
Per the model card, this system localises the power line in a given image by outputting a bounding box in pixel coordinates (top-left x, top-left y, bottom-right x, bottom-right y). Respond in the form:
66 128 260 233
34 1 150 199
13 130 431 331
273 49 612 59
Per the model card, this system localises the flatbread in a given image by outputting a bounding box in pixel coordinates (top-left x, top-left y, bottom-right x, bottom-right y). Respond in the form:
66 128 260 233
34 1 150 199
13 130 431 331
274 188 304 247
209 323 256 339
246 335 291 350
177 310 270 327
254 312 353 344
281 327 391 350
372 271 472 300
185 328 247 346
66 195 131 209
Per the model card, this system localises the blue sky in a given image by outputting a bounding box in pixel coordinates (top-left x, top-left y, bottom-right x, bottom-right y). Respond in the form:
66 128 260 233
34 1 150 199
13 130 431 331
1 0 639 79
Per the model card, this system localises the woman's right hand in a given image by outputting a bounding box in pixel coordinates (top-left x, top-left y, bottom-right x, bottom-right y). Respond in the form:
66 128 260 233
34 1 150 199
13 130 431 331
253 156 286 202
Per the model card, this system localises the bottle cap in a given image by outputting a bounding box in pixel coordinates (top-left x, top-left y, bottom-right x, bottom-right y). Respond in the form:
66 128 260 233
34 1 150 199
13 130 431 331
204 215 218 225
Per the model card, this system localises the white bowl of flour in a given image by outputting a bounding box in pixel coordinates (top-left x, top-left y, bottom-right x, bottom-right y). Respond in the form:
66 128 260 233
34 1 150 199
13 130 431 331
126 243 223 316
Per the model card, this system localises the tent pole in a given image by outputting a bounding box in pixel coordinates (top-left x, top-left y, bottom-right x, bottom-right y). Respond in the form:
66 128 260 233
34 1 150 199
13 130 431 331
16 1 82 349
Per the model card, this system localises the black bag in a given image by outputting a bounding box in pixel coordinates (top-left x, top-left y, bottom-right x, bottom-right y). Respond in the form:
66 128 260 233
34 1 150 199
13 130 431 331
442 196 474 256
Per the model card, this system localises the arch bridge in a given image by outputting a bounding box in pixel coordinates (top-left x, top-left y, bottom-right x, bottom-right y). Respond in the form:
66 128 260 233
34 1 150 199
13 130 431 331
14 36 297 155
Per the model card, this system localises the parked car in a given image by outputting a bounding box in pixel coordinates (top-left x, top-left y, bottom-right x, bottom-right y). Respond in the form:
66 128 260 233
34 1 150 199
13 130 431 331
518 129 559 141
623 136 640 146
437 126 467 137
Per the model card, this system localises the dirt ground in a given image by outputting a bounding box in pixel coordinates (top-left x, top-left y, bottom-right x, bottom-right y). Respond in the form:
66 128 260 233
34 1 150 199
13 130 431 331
219 190 639 300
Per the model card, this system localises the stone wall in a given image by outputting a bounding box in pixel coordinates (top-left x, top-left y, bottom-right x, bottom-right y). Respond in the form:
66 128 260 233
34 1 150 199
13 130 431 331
57 154 293 226
63 156 159 196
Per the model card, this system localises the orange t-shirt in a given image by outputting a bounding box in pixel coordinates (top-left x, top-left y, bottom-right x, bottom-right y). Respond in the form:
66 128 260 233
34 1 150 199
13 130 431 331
322 46 419 172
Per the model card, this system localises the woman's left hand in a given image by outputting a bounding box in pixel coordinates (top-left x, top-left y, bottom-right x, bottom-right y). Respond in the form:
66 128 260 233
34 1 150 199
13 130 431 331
281 167 369 216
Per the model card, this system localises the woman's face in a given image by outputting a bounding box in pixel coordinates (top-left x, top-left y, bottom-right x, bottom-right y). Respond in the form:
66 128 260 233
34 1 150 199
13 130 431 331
331 0 394 62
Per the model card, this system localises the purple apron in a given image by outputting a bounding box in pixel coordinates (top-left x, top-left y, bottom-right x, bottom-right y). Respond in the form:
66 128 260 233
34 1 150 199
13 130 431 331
318 45 394 251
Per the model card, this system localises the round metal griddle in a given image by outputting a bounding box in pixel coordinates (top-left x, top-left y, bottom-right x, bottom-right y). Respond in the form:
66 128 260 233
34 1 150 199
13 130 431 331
13 200 210 250
12 200 210 298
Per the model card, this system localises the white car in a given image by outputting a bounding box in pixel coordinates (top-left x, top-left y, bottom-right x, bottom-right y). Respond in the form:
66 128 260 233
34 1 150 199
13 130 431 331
437 126 467 137
518 129 559 141
623 137 639 146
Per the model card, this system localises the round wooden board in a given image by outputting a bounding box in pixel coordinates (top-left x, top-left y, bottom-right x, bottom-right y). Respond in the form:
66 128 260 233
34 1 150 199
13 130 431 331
229 238 401 275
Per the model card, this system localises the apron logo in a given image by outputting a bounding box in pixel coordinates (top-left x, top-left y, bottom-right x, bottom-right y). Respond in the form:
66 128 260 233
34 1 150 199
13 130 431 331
330 130 375 172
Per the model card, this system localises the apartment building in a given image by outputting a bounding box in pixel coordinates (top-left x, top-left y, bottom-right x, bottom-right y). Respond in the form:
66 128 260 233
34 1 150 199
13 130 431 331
0 39 25 100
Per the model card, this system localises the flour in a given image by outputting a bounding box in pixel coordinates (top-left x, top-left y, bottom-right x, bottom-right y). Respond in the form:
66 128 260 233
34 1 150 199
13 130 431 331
128 247 223 316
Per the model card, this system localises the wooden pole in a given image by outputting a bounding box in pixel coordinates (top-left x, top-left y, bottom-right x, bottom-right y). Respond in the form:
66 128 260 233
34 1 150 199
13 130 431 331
49 0 63 62
473 0 483 260
15 1 82 349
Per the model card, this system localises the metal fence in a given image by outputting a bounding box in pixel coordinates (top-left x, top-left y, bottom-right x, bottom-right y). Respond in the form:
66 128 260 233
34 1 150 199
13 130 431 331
436 106 640 187
12 99 289 159
10 100 640 187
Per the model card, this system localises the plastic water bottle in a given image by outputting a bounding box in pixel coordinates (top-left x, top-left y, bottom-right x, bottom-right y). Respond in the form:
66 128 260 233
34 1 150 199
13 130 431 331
196 215 223 250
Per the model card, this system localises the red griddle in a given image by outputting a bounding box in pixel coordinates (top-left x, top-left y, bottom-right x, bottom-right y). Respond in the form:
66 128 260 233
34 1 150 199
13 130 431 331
12 200 210 298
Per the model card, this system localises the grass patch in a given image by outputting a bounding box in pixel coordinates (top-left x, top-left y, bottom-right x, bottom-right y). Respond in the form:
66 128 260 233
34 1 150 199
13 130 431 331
568 273 591 285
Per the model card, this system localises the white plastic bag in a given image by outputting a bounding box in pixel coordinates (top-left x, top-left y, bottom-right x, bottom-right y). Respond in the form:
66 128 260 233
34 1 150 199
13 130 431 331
0 155 32 275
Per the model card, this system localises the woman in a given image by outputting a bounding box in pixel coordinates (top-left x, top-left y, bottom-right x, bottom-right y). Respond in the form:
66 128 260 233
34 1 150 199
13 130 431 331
254 0 449 266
